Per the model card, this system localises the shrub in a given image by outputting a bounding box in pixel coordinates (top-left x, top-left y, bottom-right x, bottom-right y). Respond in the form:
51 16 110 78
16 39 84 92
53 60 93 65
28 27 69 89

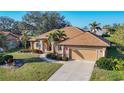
3 55 13 64
0 53 4 65
62 56 69 61
3 55 13 61
46 53 69 61
46 53 56 59
50 54 57 59
56 56 62 60
96 57 115 70
33 49 43 54
96 57 124 71
102 33 110 37
113 58 124 71
46 53 52 58
20 49 32 53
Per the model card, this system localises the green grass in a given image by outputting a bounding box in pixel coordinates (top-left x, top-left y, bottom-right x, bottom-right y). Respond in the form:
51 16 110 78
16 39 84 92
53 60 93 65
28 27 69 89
7 52 43 63
0 62 62 81
9 52 40 59
0 51 62 81
91 47 124 81
90 66 124 81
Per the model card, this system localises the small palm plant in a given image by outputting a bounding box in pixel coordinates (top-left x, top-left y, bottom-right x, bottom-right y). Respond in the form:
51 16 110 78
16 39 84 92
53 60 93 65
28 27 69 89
48 30 67 54
89 21 102 34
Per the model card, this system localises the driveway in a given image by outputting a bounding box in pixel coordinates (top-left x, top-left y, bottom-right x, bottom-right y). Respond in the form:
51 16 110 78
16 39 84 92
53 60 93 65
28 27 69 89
48 60 95 81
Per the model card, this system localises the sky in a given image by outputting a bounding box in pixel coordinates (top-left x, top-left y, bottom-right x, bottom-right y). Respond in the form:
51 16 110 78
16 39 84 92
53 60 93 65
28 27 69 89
0 11 124 28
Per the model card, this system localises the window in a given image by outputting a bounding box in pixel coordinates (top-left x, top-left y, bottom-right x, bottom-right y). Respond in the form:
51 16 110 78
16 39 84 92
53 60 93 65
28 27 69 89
36 42 41 48
58 46 62 50
100 50 103 53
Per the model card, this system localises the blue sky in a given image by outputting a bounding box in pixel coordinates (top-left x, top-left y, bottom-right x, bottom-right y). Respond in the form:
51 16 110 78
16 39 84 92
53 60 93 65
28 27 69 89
0 11 124 28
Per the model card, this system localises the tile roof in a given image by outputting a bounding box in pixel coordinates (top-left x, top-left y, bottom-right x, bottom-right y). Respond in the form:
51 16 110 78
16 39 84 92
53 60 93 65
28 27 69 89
0 31 19 38
59 31 110 47
33 26 110 47
36 26 84 39
0 31 10 35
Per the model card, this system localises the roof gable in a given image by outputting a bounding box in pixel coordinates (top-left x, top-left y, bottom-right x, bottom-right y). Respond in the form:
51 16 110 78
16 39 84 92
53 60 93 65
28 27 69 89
59 32 110 47
0 31 19 39
37 26 84 39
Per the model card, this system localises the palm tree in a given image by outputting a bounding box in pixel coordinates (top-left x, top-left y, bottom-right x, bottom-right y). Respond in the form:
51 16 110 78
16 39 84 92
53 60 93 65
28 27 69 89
48 30 67 54
56 30 67 41
89 21 102 33
21 32 28 49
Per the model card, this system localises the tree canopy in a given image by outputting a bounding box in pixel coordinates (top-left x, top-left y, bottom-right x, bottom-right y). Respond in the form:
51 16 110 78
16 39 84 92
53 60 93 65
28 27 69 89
0 16 15 31
22 11 71 35
0 11 71 36
110 25 124 46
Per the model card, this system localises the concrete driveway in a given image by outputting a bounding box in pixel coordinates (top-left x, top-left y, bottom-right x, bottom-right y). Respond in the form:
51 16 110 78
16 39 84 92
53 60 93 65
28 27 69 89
48 60 95 81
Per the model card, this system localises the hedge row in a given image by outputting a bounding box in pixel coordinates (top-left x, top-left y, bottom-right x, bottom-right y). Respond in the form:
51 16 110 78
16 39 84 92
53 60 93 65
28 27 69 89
96 57 124 71
46 53 69 61
0 54 13 65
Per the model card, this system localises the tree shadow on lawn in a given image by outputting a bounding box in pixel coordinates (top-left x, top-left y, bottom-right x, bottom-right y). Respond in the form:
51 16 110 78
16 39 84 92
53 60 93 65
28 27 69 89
5 48 22 53
14 57 45 64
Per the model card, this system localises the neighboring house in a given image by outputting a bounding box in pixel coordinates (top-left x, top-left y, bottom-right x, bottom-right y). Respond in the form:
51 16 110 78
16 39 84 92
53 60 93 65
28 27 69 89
95 28 109 36
29 27 110 61
95 29 105 36
0 31 19 50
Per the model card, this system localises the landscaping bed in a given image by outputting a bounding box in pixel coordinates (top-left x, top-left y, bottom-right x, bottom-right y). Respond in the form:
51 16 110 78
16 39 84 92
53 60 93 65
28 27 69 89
46 53 69 61
91 46 124 81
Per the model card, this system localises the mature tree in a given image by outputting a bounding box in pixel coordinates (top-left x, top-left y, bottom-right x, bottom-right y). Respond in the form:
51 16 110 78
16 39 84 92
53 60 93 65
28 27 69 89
18 21 37 36
103 25 111 29
89 21 102 33
11 21 22 35
110 25 124 46
22 11 70 35
48 30 67 54
103 24 116 34
0 34 6 48
42 12 70 31
0 16 15 31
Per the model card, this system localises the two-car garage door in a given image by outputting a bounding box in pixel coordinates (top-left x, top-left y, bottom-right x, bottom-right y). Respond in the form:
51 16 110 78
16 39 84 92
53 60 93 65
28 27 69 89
71 48 97 61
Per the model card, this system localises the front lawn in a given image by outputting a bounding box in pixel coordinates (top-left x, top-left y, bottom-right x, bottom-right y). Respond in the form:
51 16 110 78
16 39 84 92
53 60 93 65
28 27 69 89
8 52 42 63
8 52 40 59
0 51 62 81
0 62 62 81
91 66 124 81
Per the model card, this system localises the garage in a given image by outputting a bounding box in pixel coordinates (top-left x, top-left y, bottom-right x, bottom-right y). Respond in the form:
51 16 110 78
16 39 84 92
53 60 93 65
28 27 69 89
59 30 110 61
71 48 97 61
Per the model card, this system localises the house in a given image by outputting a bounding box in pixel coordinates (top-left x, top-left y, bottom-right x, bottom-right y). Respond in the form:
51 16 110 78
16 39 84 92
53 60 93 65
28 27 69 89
29 27 110 61
0 31 19 50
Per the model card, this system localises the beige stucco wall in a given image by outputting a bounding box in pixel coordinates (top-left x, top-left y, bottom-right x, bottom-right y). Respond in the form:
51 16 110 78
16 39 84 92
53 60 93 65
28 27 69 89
33 40 43 50
33 39 49 52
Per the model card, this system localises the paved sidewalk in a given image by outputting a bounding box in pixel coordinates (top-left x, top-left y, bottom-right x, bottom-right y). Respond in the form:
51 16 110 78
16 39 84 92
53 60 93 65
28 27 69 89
48 60 95 81
40 54 66 64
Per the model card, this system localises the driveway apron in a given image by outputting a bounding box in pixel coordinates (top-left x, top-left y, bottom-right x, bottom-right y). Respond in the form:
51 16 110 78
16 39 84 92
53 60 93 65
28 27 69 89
48 60 95 81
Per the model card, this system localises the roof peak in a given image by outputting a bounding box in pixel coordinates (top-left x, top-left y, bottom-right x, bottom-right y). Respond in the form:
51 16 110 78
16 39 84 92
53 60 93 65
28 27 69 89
59 31 110 47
